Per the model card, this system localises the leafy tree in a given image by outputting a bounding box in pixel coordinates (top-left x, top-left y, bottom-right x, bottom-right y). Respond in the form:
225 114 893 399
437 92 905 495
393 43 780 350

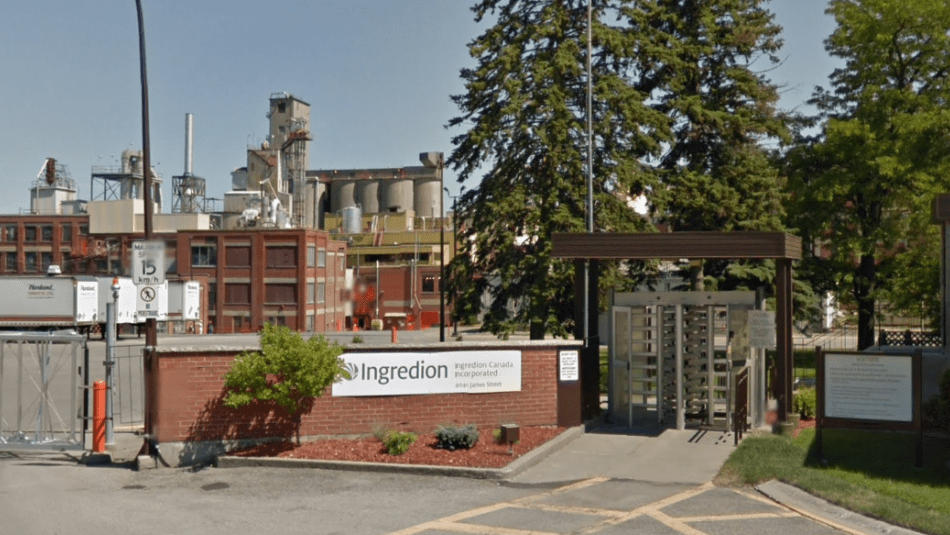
223 324 349 444
448 0 667 338
785 0 950 348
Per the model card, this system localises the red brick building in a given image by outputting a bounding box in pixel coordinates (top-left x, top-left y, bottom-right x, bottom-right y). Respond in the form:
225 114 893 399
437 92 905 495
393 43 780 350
174 229 347 334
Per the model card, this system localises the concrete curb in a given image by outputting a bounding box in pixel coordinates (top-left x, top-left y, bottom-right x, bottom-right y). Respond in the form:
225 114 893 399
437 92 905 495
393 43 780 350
214 424 585 480
756 480 927 535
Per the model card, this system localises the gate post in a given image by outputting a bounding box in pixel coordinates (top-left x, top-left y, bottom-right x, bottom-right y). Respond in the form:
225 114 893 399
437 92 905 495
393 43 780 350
93 381 106 453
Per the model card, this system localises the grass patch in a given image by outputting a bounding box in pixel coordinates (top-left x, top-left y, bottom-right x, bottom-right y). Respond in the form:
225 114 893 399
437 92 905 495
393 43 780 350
717 428 950 535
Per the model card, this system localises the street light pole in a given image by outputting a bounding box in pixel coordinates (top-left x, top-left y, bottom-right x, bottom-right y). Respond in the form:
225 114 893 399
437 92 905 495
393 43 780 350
444 188 459 337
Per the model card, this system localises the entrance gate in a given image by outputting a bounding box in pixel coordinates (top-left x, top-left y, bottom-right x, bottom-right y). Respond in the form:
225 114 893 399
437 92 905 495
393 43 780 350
0 332 87 450
609 292 765 431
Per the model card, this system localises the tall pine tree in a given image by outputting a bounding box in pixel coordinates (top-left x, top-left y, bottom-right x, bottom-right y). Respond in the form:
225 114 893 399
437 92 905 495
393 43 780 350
448 0 667 337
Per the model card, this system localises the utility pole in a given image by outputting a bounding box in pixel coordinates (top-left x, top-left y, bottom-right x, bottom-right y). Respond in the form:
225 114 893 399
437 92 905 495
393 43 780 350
136 0 158 457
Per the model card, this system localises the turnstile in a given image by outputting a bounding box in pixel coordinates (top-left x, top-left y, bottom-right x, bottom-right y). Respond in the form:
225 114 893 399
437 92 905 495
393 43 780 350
609 291 765 431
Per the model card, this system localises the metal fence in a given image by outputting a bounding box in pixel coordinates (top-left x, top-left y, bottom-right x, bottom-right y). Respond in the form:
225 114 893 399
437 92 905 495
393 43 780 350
0 332 87 450
113 344 144 431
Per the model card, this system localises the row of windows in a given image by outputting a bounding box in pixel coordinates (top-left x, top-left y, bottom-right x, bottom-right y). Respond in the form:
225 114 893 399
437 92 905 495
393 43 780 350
192 244 341 269
1 223 84 243
3 251 55 273
221 282 329 305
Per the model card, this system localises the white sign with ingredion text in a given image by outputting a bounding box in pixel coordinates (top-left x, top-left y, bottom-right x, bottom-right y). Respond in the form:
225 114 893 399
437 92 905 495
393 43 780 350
332 351 521 397
825 353 913 422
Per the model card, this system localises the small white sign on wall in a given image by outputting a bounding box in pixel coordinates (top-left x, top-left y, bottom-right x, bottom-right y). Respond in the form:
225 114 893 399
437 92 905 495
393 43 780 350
559 350 579 382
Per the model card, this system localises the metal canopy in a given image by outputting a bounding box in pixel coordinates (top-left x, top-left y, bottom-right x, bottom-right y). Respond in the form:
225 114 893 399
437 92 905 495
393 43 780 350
551 231 801 423
551 231 802 260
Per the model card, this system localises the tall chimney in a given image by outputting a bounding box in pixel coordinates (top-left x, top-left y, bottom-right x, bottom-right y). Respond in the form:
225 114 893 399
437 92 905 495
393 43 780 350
184 113 194 176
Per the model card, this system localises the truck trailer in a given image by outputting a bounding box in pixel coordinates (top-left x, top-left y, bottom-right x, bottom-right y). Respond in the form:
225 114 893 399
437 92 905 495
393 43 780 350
0 275 99 332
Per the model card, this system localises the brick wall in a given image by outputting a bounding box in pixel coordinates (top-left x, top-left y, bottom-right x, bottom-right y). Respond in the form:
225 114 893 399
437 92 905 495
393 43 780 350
153 343 575 444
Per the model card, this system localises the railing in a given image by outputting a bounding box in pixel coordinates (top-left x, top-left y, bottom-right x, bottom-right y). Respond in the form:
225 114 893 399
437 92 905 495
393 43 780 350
877 329 942 348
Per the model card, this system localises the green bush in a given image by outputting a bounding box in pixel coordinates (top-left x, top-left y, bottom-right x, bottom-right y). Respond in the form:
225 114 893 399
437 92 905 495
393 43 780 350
793 387 817 419
382 431 416 455
223 324 349 444
351 335 364 344
434 424 479 450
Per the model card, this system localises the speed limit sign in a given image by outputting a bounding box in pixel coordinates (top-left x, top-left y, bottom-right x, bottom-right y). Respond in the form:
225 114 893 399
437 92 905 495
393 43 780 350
131 240 165 285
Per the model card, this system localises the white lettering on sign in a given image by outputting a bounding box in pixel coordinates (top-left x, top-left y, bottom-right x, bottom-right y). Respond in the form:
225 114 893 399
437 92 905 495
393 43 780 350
824 353 913 422
332 351 521 397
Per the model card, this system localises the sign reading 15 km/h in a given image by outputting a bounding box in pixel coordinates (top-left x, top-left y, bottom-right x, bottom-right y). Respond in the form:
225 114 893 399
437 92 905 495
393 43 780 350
131 240 165 285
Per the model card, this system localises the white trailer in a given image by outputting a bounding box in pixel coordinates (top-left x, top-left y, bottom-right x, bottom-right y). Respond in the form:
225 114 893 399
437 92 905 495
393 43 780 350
96 277 138 325
167 280 203 333
0 276 99 331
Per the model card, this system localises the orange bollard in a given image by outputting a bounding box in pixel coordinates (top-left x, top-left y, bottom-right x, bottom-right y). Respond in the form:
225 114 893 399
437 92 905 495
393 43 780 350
337 319 342 332
391 326 398 343
92 380 106 453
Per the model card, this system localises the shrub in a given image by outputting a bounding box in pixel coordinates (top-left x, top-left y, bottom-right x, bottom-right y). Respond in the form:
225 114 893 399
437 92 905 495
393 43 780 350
371 422 393 442
223 324 349 444
793 387 817 419
434 424 479 450
352 335 364 344
383 431 416 455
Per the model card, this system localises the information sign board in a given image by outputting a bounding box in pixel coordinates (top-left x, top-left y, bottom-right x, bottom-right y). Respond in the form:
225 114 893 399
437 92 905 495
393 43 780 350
748 310 776 349
559 350 579 381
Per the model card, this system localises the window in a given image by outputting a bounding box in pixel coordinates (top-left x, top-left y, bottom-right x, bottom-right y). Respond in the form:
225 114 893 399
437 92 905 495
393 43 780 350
422 275 440 293
5 252 16 272
79 225 88 235
317 282 325 304
41 252 53 272
317 249 326 268
25 252 37 272
307 282 315 304
41 225 53 242
225 246 251 267
4 225 16 242
265 283 297 304
224 283 250 304
191 245 217 267
266 246 297 268
61 224 72 243
208 283 217 309
307 245 316 267
25 227 37 242
307 314 315 332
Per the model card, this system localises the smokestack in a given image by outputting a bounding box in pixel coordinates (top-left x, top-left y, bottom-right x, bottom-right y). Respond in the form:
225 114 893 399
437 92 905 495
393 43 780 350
184 113 194 176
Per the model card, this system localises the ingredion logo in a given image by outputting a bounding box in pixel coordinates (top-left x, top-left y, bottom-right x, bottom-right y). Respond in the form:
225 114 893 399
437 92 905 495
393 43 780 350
342 360 449 385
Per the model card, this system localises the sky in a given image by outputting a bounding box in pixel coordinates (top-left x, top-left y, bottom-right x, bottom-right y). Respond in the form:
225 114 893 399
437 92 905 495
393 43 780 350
0 1 840 216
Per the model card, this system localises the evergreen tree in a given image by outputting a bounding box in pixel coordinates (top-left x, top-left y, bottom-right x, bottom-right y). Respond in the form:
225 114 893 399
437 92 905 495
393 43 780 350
638 0 790 290
785 0 950 348
448 0 667 338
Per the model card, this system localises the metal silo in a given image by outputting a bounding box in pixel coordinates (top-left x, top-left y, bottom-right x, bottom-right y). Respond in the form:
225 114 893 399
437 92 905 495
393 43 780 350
381 178 413 213
342 205 363 234
413 176 442 218
356 179 379 214
330 178 357 212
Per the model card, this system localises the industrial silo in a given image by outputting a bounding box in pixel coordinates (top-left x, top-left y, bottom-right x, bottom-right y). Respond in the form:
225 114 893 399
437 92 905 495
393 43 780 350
356 179 379 214
381 178 413 213
342 205 362 234
330 178 357 212
413 176 442 218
